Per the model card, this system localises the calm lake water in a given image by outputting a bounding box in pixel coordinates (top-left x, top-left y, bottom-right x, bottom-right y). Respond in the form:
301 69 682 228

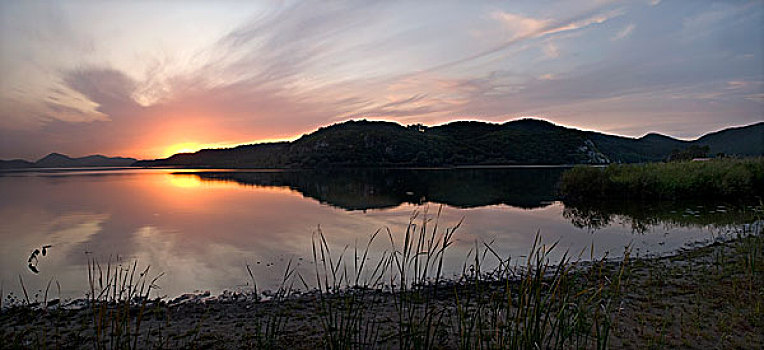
0 167 757 301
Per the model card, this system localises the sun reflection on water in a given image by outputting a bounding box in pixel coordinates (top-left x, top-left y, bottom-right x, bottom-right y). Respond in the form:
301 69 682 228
167 174 203 188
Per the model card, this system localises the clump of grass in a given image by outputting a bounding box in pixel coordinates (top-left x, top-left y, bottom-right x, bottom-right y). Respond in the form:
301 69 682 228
309 228 386 349
302 206 632 349
243 260 295 348
560 157 764 200
448 234 631 350
85 256 164 349
386 207 458 349
0 257 164 349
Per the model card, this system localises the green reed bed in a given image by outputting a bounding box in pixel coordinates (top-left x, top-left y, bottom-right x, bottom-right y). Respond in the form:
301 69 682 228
560 157 764 200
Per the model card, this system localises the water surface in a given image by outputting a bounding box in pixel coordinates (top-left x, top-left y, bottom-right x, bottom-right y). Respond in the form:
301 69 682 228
0 167 756 301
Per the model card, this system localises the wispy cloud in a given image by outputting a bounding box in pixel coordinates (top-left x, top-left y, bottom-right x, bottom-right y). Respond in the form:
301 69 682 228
539 73 556 80
0 1 761 159
726 80 752 90
543 42 561 58
421 7 623 73
612 24 635 41
492 12 548 39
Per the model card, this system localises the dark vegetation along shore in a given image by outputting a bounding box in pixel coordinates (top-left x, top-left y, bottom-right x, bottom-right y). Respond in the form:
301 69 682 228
560 158 764 201
2 206 762 350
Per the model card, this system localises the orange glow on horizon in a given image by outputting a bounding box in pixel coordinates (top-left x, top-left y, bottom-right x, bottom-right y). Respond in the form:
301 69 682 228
160 136 301 159
162 141 248 158
163 142 208 157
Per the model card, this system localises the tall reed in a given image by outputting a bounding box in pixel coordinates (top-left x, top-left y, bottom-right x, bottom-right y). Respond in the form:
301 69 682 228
86 256 163 349
303 206 631 349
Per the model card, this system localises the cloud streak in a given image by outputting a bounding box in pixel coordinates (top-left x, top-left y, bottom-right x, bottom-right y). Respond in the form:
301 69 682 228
612 24 635 41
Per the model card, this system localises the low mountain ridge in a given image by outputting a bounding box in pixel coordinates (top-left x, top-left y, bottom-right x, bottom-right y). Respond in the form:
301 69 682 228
35 153 136 167
0 153 137 169
695 122 764 156
0 159 35 170
135 119 763 168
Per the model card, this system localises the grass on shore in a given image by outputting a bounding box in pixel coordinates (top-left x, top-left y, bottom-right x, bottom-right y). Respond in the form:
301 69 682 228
560 157 764 201
1 206 762 349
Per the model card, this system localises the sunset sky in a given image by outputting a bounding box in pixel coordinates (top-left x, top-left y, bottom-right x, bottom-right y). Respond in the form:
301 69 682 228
1 0 762 160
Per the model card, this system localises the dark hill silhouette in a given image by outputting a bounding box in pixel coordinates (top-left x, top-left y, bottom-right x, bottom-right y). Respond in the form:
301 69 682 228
139 142 291 168
0 159 34 169
694 122 764 156
585 132 690 163
34 153 136 167
0 153 137 169
135 119 763 168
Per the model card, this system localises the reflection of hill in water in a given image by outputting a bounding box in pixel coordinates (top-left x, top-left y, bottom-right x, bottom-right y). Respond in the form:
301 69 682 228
176 167 566 211
562 200 760 234
174 168 759 231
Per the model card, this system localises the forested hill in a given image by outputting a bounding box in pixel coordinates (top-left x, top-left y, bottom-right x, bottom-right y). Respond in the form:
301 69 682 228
134 119 763 168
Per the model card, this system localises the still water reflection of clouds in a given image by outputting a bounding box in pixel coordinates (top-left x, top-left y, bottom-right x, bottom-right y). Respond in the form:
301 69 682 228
0 168 753 299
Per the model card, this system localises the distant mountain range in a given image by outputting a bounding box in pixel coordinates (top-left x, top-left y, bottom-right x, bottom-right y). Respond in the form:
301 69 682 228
135 119 763 168
0 153 136 169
